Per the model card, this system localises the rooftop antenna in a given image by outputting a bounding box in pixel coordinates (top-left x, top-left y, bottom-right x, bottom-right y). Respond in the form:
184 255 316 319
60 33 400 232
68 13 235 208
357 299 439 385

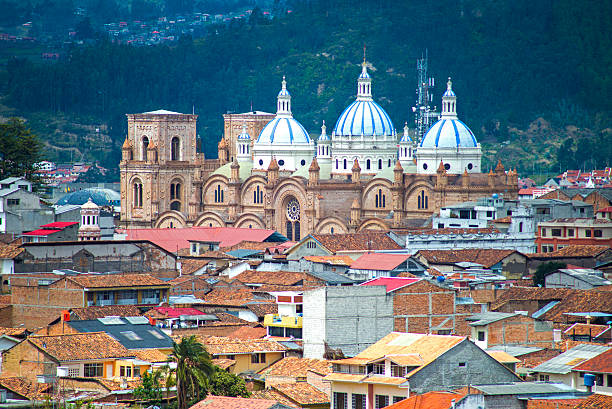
363 43 366 64
412 49 439 145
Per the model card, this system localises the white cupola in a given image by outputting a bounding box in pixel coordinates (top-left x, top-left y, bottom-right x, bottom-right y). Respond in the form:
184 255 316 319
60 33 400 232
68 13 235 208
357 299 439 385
441 77 457 118
236 122 251 163
316 120 331 162
277 75 292 116
78 198 101 241
398 122 413 167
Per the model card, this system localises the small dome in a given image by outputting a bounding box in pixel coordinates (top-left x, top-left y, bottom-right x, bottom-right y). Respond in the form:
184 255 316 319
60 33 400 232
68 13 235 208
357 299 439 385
420 118 477 148
57 188 120 207
81 198 99 210
318 120 330 142
399 122 412 143
256 117 311 145
333 100 395 137
278 75 290 97
238 123 250 140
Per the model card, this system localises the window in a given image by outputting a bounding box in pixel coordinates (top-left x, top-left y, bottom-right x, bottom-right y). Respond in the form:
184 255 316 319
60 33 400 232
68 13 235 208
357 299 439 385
585 229 592 237
607 374 612 387
68 367 79 377
567 228 574 237
417 190 428 210
171 137 180 160
121 331 142 341
539 374 550 382
541 228 546 237
519 222 523 233
84 363 103 377
371 363 385 375
191 243 197 253
486 210 494 218
551 229 562 237
352 394 365 409
594 229 603 237
375 189 386 208
251 353 266 364
7 199 20 206
253 185 264 204
334 392 347 409
393 397 404 404
343 159 347 170
458 362 466 367
142 137 149 161
134 366 141 377
378 159 382 169
278 159 285 166
307 241 317 249
366 159 371 170
214 185 224 203
375 395 389 409
391 363 405 377
133 180 143 208
477 331 485 342
120 365 132 377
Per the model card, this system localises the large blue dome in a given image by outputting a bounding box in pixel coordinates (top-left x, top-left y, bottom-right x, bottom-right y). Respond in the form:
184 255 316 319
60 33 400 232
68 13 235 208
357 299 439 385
333 100 395 137
56 188 120 207
420 118 477 148
256 117 311 145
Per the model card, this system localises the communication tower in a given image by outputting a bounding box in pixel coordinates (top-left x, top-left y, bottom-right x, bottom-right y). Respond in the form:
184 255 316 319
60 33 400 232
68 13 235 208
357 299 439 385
412 50 439 145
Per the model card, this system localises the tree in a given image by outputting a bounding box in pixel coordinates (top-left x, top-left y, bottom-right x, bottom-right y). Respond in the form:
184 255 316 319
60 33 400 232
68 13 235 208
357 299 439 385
0 118 43 184
133 370 164 403
168 336 216 409
533 261 566 287
209 370 249 398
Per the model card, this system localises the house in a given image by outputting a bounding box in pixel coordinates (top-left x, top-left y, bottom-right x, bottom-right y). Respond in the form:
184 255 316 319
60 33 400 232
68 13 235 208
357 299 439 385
414 249 528 279
257 356 332 390
324 332 521 403
466 311 556 349
190 396 295 409
544 268 611 289
0 187 54 236
347 253 427 281
1 332 156 383
21 221 79 243
526 245 612 272
38 315 173 353
530 344 610 386
539 188 612 212
359 277 484 336
0 177 32 192
0 240 23 275
572 348 612 394
10 273 171 328
381 391 466 409
287 232 403 261
169 275 212 298
144 306 215 329
264 291 303 339
251 383 330 409
303 286 394 359
287 255 354 276
195 336 287 375
536 218 612 252
562 323 612 344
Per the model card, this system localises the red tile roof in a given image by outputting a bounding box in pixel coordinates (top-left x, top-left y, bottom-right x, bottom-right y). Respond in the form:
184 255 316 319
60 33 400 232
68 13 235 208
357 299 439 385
573 394 612 409
416 249 519 268
573 348 612 374
259 357 332 377
69 305 142 320
39 222 79 228
118 227 279 252
190 396 282 409
381 391 465 409
151 307 207 318
350 253 411 271
527 245 611 259
310 232 402 252
66 273 168 289
22 229 62 236
359 277 421 293
28 332 133 361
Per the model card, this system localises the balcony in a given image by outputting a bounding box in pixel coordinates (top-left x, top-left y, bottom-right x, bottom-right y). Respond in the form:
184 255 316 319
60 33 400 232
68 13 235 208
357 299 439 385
263 314 302 328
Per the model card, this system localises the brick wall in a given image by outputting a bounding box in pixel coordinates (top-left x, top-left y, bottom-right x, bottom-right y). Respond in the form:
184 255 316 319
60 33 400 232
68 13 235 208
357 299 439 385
2 340 57 381
486 315 555 348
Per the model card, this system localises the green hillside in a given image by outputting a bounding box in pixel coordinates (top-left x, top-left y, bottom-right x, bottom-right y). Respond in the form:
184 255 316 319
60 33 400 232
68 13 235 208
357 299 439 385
1 0 611 176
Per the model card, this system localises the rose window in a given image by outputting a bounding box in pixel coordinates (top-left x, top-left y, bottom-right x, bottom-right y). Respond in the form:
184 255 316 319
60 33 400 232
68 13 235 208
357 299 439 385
286 199 300 221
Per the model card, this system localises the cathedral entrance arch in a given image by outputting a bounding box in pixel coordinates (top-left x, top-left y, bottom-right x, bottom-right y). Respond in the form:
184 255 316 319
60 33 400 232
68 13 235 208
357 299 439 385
235 213 266 229
155 211 186 229
358 218 389 232
194 212 227 228
284 196 301 241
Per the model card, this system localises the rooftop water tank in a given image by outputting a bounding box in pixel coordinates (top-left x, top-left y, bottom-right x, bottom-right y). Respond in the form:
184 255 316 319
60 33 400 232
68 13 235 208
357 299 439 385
584 373 596 387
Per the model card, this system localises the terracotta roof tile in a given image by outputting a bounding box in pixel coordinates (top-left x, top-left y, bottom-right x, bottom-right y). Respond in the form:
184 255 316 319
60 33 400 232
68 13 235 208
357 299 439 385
196 336 288 355
232 270 324 287
227 326 267 340
271 383 330 405
203 288 274 306
190 395 287 409
259 357 332 377
246 303 279 318
573 394 612 409
302 256 354 266
0 242 23 259
561 323 611 339
526 399 584 409
180 259 214 275
212 358 236 370
573 348 612 374
417 249 518 268
527 245 611 259
29 332 133 361
96 378 142 391
0 327 28 337
222 241 278 252
382 391 466 409
67 273 168 288
69 305 142 320
0 377 52 400
490 287 575 311
540 291 612 322
131 348 168 363
250 390 299 408
310 232 402 252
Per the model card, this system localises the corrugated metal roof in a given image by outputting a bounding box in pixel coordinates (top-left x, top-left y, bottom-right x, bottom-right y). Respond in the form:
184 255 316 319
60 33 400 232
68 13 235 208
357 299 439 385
531 344 611 374
473 382 578 395
307 270 354 285
466 312 517 326
487 345 544 357
532 300 561 319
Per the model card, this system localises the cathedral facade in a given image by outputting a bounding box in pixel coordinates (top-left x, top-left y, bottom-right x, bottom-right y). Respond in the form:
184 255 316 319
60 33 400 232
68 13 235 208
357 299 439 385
120 61 518 239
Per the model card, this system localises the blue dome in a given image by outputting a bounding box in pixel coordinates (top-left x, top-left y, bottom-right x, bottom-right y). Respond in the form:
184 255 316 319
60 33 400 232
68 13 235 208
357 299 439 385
56 188 120 207
237 127 250 140
420 118 477 148
443 88 456 97
256 117 311 145
333 100 395 137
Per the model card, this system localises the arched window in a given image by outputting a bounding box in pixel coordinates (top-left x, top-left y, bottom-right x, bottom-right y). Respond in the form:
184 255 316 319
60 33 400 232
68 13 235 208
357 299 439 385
133 179 143 208
170 182 181 200
142 137 149 161
170 201 181 211
417 190 429 210
285 198 300 241
214 185 224 203
375 189 386 208
171 137 180 161
519 222 523 233
366 159 371 170
388 159 391 167
336 159 339 169
343 159 347 169
378 159 383 169
253 185 263 204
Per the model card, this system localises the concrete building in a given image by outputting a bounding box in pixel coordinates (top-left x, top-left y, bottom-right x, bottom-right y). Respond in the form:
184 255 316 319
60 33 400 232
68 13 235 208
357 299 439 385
466 312 556 349
0 187 54 237
21 221 79 243
0 177 32 192
536 218 612 252
530 344 610 387
302 285 394 359
544 268 611 289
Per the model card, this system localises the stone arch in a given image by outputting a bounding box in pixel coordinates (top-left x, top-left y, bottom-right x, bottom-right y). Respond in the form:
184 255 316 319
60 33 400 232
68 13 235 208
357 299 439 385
202 175 229 205
194 212 227 227
155 211 187 229
357 218 389 232
169 175 185 211
362 179 393 210
234 213 266 229
272 179 308 241
314 217 349 235
404 182 434 212
240 175 268 206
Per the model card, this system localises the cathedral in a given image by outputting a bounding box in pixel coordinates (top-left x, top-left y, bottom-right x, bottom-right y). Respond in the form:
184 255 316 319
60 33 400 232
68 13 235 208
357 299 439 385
119 60 518 240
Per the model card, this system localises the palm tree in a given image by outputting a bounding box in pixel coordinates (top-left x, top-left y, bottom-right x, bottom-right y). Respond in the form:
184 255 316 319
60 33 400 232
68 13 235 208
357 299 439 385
168 335 216 409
